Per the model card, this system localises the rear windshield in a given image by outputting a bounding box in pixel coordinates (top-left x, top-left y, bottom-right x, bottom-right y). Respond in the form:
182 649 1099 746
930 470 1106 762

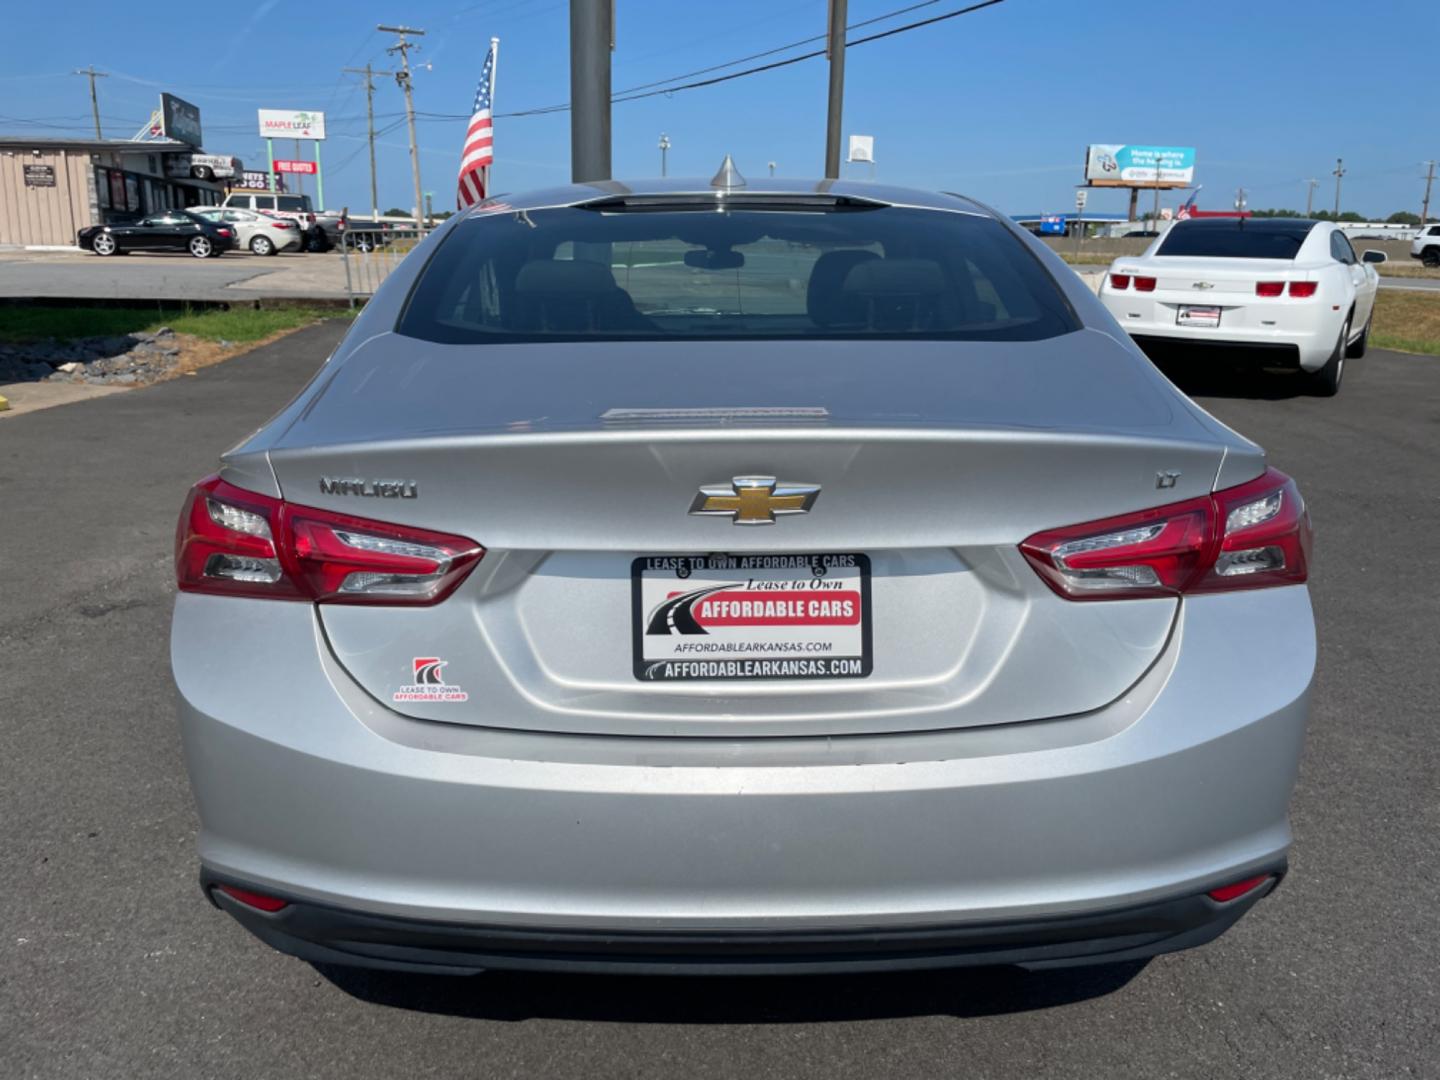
396 204 1077 344
1156 223 1314 260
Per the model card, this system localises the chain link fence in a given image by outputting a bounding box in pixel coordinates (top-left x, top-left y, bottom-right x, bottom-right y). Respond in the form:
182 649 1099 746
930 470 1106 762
338 226 434 307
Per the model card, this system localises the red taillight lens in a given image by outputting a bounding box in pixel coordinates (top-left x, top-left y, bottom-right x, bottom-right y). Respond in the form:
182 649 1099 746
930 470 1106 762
1133 276 1156 292
216 884 289 912
1288 281 1318 298
1207 875 1273 903
1020 468 1310 601
271 221 290 229
1256 281 1284 297
1109 273 1131 290
1190 468 1310 593
176 476 484 605
216 228 233 238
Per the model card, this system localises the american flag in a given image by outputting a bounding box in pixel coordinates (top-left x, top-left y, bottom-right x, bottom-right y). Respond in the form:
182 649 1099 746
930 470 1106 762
457 40 497 209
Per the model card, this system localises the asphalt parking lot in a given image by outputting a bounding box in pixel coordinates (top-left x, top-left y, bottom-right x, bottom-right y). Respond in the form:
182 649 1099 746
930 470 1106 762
2 321 1437 1079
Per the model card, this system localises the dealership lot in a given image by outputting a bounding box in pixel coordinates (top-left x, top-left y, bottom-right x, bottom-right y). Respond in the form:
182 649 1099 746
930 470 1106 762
1 322 1436 1078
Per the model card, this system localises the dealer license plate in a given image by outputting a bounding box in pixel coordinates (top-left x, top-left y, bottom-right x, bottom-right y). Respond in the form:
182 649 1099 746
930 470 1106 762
632 553 872 682
1177 305 1222 328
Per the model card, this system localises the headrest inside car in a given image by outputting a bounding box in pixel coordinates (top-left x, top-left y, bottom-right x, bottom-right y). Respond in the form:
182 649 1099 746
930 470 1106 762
841 258 945 296
515 259 618 294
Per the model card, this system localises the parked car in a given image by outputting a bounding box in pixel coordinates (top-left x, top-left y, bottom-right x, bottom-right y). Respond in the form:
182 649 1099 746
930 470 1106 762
188 206 302 256
78 210 235 258
1409 223 1440 267
340 217 395 252
174 174 1314 976
1122 229 1161 238
221 191 319 246
1100 217 1384 395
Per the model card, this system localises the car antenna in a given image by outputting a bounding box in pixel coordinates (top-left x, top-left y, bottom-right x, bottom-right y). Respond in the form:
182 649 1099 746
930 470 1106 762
710 154 746 191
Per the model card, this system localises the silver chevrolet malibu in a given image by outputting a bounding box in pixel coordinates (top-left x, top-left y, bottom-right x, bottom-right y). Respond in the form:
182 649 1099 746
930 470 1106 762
172 174 1314 975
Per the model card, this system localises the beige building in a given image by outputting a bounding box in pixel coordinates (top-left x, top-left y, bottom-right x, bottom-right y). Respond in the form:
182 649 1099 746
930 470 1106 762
0 137 229 249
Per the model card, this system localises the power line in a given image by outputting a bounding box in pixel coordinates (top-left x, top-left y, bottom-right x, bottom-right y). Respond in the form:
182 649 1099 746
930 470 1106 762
419 0 1006 121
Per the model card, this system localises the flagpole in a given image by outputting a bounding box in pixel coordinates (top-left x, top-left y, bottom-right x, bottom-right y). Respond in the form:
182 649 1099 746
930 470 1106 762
484 36 499 198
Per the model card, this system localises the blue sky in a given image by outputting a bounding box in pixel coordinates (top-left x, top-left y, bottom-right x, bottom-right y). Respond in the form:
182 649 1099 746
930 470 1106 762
2 0 1431 219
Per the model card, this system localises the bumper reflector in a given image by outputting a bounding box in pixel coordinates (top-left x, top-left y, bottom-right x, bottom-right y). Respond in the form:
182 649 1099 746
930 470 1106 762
216 884 289 912
1207 874 1273 903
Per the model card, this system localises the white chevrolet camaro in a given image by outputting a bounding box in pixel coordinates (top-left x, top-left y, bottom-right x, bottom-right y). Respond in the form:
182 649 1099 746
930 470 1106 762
1100 218 1385 395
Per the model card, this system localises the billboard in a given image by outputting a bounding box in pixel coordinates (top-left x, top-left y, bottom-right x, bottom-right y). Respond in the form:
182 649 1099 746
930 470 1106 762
258 109 327 141
274 159 318 175
1085 145 1195 188
160 93 204 147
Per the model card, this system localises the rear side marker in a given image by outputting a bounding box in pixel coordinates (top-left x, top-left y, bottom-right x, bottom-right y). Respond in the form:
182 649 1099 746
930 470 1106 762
1207 875 1274 903
216 884 289 912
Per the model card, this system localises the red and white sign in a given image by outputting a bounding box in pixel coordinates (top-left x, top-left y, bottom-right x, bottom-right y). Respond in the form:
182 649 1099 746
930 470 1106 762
274 159 317 175
632 553 872 682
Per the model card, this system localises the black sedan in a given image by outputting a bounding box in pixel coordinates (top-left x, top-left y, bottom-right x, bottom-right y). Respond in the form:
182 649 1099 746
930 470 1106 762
78 210 236 258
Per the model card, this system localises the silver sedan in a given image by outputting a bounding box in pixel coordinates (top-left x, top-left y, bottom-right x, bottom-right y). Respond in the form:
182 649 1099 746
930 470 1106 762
172 175 1314 975
187 206 302 256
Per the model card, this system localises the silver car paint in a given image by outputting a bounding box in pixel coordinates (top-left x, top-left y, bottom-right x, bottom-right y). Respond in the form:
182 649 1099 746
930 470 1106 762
175 585 1311 927
175 177 1311 946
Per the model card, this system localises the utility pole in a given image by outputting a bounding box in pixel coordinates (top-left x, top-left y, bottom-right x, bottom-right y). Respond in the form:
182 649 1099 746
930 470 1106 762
658 132 670 177
343 63 388 220
824 0 847 179
379 24 427 230
769 161 777 177
1234 187 1247 215
1332 158 1345 218
73 67 108 139
1421 161 1437 226
570 0 613 182
1304 178 1319 217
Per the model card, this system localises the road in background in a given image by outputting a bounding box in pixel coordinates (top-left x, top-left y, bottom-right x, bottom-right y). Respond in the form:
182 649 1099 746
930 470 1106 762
1 324 1436 1079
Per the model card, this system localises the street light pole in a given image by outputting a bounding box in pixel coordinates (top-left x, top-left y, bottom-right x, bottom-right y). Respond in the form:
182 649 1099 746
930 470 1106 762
658 132 670 177
1304 178 1319 217
824 0 847 179
570 0 613 182
1332 158 1345 218
379 24 428 230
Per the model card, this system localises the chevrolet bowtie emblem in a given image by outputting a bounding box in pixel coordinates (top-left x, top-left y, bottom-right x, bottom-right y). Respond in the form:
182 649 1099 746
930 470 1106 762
689 476 821 526
1192 281 1215 290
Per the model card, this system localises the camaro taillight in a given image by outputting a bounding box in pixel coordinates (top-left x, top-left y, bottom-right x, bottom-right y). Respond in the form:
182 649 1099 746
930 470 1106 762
1020 468 1311 601
1109 273 1131 290
1256 281 1284 297
175 476 484 605
1288 281 1318 298
1133 276 1156 292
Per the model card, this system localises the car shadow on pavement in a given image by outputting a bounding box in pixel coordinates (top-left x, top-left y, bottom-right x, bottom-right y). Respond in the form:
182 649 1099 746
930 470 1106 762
314 960 1148 1022
1145 352 1318 401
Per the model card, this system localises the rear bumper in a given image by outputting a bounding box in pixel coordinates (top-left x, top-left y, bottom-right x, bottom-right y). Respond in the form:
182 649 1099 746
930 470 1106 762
1101 298 1340 370
203 865 1284 975
174 586 1313 969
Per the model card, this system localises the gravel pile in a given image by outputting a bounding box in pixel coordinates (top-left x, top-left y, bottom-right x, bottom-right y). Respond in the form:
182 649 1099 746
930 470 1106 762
0 328 184 387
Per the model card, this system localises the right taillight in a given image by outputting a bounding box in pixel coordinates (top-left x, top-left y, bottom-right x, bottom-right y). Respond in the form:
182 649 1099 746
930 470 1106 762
1288 281 1318 298
176 475 485 605
1020 468 1310 601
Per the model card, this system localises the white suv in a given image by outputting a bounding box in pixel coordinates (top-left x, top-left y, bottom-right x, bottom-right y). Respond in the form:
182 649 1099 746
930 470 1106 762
1410 224 1440 267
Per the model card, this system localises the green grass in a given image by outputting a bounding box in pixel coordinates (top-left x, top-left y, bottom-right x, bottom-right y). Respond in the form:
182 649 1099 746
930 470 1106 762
0 305 353 345
1369 291 1440 356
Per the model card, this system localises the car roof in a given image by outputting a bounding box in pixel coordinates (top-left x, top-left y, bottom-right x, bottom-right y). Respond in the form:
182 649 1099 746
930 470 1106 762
456 177 995 219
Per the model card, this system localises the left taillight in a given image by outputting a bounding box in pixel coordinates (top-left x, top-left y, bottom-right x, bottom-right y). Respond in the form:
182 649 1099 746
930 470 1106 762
175 475 484 605
1020 468 1311 601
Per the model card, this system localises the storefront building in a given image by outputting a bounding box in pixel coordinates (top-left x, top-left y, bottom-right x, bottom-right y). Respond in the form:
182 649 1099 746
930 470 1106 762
0 137 232 249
